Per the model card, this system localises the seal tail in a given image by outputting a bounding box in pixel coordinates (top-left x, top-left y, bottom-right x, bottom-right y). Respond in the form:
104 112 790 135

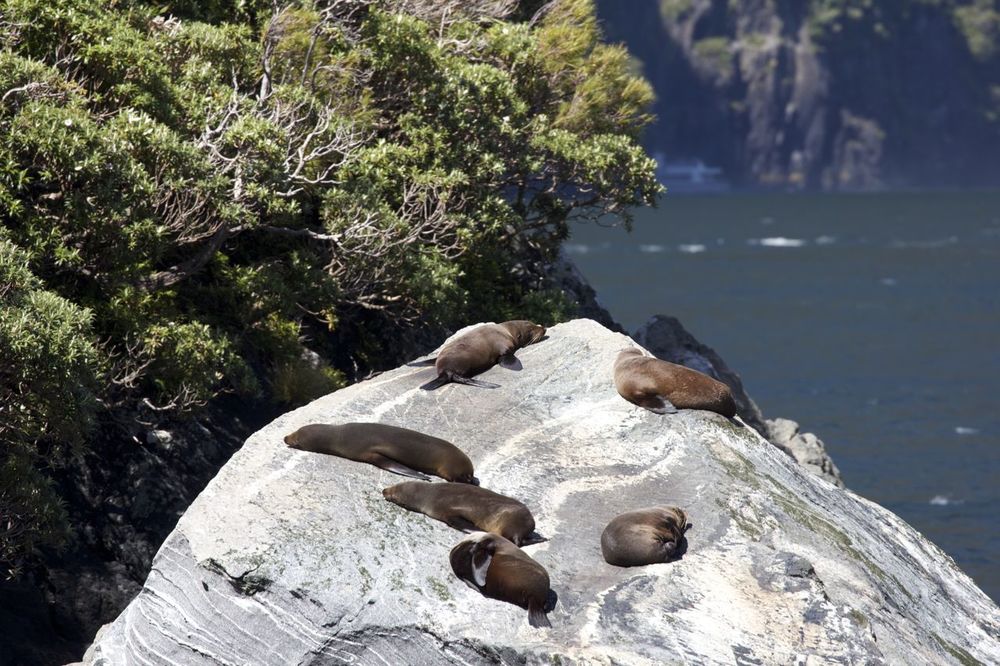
420 374 451 390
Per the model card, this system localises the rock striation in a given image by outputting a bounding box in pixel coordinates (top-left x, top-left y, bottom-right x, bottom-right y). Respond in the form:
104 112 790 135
83 320 1000 665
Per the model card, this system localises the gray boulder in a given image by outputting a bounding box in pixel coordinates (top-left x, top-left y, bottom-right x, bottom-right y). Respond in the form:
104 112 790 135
84 320 999 665
767 417 845 489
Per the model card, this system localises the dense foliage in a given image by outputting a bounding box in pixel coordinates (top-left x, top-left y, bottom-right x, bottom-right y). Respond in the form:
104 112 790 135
0 0 658 576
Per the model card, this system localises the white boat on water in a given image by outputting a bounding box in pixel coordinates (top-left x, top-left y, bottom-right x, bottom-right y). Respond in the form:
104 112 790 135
654 154 730 193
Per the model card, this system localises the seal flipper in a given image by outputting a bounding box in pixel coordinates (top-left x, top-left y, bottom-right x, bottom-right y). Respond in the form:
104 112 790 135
408 357 437 367
367 454 433 481
498 354 522 371
420 374 451 390
519 532 547 546
446 516 479 533
528 601 552 628
450 376 500 389
645 395 678 414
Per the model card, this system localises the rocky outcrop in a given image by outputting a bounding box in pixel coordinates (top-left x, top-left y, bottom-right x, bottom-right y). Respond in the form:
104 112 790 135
596 0 1000 190
84 320 1000 665
767 417 844 489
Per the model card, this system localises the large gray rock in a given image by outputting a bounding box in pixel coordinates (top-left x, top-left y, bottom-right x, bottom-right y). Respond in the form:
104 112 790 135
84 320 999 665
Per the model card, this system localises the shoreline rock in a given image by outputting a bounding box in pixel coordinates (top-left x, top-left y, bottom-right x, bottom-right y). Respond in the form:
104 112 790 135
83 320 1000 665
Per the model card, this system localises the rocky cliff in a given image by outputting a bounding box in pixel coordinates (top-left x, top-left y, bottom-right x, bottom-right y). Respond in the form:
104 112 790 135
83 320 1000 665
596 0 1000 190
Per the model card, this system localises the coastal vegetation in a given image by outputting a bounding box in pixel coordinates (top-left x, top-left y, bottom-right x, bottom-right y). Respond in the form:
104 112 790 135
0 0 658 577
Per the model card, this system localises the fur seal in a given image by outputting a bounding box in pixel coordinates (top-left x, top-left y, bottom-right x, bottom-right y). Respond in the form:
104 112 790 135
613 348 737 417
450 532 557 628
413 320 546 390
284 422 477 484
600 506 689 567
382 481 544 546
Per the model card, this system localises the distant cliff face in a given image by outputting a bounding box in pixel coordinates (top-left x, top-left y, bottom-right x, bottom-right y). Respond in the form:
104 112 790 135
596 0 1000 190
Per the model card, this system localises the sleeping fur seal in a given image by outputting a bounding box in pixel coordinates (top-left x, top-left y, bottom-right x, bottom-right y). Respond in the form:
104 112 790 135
284 422 477 484
450 532 558 628
601 506 689 567
613 348 737 417
383 481 544 546
414 320 546 390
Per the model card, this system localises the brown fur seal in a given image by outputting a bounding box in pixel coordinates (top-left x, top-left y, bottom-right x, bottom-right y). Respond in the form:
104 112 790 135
413 320 546 390
613 348 737 417
382 481 545 546
450 532 557 628
284 422 477 484
601 506 689 567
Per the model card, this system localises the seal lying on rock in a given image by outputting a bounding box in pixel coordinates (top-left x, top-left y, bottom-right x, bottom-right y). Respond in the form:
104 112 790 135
383 481 545 546
613 348 737 417
450 532 558 628
284 422 477 484
601 506 690 567
414 320 547 390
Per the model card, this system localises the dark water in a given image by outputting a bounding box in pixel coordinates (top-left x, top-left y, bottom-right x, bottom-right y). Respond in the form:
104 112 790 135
567 191 1000 603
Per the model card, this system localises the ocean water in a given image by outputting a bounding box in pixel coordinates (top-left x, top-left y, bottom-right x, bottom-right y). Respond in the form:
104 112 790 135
567 191 1000 602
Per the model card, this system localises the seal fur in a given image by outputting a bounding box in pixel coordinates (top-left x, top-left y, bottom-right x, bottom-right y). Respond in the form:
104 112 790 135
284 422 477 484
600 506 689 567
613 348 737 417
383 481 544 546
415 320 546 390
450 532 557 628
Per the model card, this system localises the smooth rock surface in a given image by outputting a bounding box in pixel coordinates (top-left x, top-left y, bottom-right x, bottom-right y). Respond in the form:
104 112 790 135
84 320 1000 665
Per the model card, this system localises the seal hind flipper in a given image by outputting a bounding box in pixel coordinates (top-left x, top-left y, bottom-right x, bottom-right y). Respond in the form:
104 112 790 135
520 531 548 546
451 376 500 389
498 353 522 371
445 516 480 533
367 454 433 481
408 357 437 367
645 395 678 414
528 602 552 628
420 375 451 390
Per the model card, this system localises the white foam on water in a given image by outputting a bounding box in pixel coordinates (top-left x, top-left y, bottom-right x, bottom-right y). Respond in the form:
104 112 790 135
880 277 898 286
889 236 958 249
748 237 807 248
678 243 706 254
955 426 980 435
815 235 837 245
639 244 666 253
564 243 589 255
930 495 964 506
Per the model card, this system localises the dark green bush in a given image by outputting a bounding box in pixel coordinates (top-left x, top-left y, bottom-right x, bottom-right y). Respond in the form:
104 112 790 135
0 0 658 574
